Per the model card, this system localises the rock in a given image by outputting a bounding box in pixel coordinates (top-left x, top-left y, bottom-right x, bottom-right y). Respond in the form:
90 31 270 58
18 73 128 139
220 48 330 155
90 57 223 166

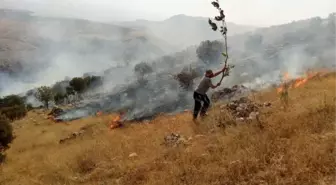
129 153 138 158
236 106 243 112
223 96 265 122
195 134 205 138
59 129 86 144
177 137 188 145
48 107 65 117
236 117 245 122
163 133 189 147
248 112 259 120
264 102 272 107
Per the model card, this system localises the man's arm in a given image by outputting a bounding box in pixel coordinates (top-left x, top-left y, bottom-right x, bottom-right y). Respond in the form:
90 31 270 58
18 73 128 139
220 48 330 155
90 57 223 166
209 79 221 89
210 68 227 78
211 83 221 89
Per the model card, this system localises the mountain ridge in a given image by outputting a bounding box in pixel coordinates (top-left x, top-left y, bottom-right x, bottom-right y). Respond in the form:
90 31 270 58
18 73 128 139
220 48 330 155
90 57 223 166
115 14 258 49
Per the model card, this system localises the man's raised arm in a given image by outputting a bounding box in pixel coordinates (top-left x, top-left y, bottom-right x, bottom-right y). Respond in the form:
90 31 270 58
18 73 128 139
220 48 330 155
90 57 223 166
210 68 227 78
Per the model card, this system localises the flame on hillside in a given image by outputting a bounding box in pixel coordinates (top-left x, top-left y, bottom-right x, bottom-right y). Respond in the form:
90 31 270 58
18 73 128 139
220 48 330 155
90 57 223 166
96 111 103 117
110 112 125 129
277 70 329 93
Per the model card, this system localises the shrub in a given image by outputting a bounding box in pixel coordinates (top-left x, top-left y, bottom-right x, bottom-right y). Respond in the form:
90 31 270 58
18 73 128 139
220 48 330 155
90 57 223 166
0 106 27 121
0 95 27 120
0 95 25 107
0 114 13 148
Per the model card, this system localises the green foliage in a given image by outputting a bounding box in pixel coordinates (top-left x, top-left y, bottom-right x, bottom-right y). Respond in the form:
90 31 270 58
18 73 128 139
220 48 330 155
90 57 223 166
69 77 87 93
134 62 153 77
0 95 27 120
0 114 13 148
35 86 54 108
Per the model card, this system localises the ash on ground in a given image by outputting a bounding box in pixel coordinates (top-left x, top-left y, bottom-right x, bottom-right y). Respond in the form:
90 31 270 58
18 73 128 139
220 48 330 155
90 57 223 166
211 85 251 102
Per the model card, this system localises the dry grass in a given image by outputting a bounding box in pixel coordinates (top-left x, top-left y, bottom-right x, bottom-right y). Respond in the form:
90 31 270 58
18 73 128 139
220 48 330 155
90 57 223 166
0 73 335 185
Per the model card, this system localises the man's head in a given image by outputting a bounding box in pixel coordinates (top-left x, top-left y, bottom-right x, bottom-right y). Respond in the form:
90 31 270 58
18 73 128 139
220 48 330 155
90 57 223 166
205 69 213 77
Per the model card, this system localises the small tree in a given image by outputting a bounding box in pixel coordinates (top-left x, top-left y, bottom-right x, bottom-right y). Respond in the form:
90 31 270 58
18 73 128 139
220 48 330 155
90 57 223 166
35 86 54 108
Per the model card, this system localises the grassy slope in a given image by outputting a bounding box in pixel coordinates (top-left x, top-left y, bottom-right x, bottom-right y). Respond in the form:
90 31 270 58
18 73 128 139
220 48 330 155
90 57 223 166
0 73 335 185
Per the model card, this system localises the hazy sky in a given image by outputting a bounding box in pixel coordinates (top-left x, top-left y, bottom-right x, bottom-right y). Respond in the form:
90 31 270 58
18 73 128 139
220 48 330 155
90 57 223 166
2 0 335 26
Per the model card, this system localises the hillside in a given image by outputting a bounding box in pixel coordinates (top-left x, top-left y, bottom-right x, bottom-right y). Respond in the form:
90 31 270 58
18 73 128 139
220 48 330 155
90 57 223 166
0 72 335 185
117 14 257 49
0 9 175 83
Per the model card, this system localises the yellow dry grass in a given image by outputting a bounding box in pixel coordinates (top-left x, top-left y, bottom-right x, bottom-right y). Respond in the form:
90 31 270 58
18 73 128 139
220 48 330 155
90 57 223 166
0 73 335 185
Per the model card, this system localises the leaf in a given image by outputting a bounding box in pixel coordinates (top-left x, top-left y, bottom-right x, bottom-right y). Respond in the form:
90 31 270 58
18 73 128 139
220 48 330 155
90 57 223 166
208 19 218 31
211 1 220 8
222 53 227 57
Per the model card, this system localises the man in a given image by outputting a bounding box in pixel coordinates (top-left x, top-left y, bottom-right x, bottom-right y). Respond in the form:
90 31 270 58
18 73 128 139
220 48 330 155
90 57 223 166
193 68 225 120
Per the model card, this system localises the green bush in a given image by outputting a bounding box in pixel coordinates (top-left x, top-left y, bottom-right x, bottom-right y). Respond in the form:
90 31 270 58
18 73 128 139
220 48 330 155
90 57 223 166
0 114 13 148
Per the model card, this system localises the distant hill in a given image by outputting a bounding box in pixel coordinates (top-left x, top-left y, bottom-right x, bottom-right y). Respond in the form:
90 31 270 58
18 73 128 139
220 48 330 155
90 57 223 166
116 14 258 49
0 8 176 80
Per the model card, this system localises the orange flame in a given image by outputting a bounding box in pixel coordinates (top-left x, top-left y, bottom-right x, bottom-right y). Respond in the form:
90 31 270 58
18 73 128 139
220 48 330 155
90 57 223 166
96 111 103 117
277 70 328 94
277 72 290 93
109 112 125 129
